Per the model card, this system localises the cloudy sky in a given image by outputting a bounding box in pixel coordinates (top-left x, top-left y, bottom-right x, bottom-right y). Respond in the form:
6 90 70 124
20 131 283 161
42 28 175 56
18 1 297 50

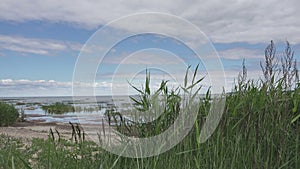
0 0 299 96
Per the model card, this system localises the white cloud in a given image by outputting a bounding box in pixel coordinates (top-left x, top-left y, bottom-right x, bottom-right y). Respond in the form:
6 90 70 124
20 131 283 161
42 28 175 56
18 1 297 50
0 0 299 44
0 34 83 55
219 48 263 60
0 66 265 96
0 79 70 88
0 79 70 96
0 79 117 96
2 1 296 96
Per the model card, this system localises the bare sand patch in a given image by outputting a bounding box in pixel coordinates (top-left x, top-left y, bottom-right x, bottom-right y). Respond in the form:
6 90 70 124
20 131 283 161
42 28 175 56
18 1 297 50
0 120 117 144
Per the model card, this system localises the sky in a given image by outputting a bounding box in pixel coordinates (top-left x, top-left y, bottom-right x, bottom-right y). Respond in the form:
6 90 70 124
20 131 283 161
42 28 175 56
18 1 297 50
0 0 299 97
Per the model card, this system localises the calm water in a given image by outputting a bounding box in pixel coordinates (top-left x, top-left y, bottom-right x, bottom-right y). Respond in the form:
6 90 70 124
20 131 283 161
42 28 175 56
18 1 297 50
0 96 133 125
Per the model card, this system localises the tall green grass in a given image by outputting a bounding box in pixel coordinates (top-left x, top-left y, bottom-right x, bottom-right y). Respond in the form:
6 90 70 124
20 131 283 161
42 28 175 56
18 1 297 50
0 41 299 168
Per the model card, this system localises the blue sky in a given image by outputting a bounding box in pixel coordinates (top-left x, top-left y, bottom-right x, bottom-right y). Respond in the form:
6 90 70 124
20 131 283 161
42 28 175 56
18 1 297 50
0 0 299 96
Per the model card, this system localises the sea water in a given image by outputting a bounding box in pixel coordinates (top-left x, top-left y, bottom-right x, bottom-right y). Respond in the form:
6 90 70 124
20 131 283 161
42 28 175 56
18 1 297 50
0 96 132 125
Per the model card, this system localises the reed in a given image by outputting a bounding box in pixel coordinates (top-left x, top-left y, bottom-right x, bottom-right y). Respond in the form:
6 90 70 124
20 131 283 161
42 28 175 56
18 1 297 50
0 41 299 168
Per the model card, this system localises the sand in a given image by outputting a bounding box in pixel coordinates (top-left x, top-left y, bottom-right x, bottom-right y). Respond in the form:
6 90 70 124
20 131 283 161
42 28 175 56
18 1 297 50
0 120 117 144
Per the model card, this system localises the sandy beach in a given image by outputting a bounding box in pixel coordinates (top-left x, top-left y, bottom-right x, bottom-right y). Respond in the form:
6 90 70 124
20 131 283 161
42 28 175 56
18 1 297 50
0 118 117 144
0 121 73 140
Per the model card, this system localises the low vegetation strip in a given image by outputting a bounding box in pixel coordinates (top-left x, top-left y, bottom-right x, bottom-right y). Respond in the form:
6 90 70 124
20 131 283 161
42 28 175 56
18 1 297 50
41 102 100 114
41 102 75 114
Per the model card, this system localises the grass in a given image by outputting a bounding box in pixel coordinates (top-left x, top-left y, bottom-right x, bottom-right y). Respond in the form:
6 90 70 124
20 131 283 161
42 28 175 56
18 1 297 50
41 102 100 114
41 102 75 114
0 41 300 168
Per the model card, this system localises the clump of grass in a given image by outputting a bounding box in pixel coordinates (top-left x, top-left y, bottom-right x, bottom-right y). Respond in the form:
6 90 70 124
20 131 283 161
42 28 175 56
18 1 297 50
69 122 85 144
0 102 19 126
106 66 203 138
41 102 75 114
102 41 300 168
223 40 300 168
0 135 32 169
41 102 100 114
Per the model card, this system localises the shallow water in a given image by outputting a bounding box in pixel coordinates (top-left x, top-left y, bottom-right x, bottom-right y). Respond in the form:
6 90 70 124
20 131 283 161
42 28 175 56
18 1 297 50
24 108 107 125
1 96 131 125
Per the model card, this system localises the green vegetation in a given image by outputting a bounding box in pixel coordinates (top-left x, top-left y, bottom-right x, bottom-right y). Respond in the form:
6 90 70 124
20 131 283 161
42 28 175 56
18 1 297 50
0 41 300 168
41 102 100 114
106 67 202 138
0 102 19 126
41 102 76 114
0 133 102 169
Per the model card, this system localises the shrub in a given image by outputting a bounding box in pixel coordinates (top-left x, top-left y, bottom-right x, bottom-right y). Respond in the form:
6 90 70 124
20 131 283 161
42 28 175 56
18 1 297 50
0 102 19 126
